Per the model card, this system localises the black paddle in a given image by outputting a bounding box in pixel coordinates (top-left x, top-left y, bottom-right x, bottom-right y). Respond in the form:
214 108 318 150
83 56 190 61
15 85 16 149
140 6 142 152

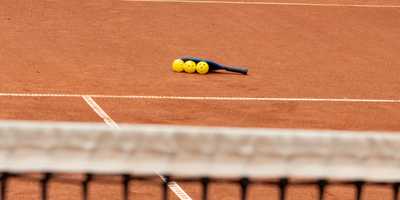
180 56 248 75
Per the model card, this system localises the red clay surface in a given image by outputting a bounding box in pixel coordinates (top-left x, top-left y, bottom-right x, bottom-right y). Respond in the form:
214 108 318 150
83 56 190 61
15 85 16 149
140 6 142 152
1 1 400 98
97 98 400 131
0 97 99 122
1 0 400 199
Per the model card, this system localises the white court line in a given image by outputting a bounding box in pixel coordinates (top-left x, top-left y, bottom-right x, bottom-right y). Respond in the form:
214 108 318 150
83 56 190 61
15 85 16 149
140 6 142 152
1 92 400 103
82 96 192 200
122 0 400 8
82 96 120 128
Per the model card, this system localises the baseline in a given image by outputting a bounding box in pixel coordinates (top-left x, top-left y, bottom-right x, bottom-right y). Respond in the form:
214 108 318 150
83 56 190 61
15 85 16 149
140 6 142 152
122 0 400 8
0 93 399 103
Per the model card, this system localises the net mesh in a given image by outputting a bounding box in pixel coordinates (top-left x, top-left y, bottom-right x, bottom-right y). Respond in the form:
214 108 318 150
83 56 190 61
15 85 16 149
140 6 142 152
0 120 400 200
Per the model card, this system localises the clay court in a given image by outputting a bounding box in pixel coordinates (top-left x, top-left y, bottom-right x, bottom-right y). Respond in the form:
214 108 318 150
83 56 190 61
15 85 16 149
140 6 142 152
1 0 400 199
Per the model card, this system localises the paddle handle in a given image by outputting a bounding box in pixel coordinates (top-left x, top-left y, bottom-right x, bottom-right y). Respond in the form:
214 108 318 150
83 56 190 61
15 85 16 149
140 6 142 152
222 66 248 75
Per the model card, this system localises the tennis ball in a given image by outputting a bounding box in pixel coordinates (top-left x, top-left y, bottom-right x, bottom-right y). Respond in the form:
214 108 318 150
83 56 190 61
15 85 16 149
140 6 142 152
196 61 209 74
183 60 197 73
172 59 185 72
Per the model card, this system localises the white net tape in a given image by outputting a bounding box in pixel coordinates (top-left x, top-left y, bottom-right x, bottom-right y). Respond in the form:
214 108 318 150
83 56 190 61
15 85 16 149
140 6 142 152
0 120 400 182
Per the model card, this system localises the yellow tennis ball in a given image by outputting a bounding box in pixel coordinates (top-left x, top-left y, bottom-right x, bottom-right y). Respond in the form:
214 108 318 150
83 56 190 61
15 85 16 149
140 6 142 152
172 59 185 72
196 61 209 74
183 60 197 73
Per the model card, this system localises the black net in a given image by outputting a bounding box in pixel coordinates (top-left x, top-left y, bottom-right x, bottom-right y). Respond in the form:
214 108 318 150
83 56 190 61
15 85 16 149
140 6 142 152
1 173 400 200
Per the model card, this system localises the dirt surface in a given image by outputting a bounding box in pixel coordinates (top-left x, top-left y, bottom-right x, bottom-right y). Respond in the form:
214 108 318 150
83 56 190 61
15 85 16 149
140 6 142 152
97 98 400 131
1 1 400 98
0 97 99 122
1 0 400 199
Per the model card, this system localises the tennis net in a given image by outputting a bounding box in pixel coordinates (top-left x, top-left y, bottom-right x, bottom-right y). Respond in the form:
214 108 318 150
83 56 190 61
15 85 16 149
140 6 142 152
0 120 400 200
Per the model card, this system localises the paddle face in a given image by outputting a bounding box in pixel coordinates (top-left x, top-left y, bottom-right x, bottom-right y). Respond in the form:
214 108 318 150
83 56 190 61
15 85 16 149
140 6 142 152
180 56 248 75
180 57 223 71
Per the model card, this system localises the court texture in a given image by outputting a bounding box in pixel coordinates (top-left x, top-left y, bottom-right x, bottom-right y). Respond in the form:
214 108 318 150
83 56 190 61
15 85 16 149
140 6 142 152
0 0 400 199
